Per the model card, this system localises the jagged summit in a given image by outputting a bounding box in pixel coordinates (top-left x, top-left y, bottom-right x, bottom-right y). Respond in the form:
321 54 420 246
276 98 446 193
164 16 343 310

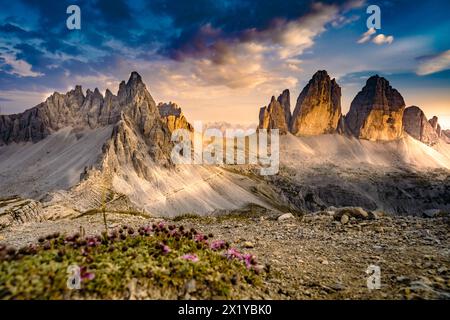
0 72 162 145
290 70 342 136
258 90 291 134
345 75 405 141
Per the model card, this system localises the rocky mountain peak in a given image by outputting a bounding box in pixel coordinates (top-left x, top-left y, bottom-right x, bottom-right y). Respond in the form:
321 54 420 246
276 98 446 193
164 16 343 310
258 90 291 134
345 75 405 141
118 71 155 107
290 70 342 135
429 116 442 137
403 106 440 146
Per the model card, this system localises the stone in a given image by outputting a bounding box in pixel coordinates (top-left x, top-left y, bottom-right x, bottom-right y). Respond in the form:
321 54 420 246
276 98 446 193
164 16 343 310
340 214 349 225
334 207 369 220
346 75 405 141
290 70 342 136
243 241 255 248
277 213 295 221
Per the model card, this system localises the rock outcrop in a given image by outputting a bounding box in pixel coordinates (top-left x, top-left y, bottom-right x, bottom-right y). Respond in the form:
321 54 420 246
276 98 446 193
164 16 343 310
158 102 193 133
443 130 450 143
258 90 291 134
346 75 405 141
290 70 341 136
403 106 440 146
0 196 44 229
428 116 442 137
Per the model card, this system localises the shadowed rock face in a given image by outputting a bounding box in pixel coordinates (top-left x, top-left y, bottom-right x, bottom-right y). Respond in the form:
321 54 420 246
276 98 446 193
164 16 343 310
429 116 442 137
346 75 405 141
258 90 291 134
290 70 341 136
403 106 439 146
277 89 291 127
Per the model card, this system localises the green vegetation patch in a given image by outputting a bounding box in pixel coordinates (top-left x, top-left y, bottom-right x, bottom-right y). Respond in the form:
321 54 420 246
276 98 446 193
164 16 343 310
0 223 263 300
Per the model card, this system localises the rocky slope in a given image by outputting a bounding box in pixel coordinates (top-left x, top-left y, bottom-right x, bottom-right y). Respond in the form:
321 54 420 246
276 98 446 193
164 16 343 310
290 70 341 136
346 75 405 141
258 90 291 134
403 106 440 146
1 211 448 299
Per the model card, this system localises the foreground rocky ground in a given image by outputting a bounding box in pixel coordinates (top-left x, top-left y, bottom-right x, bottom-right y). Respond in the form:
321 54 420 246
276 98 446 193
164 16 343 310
0 209 449 300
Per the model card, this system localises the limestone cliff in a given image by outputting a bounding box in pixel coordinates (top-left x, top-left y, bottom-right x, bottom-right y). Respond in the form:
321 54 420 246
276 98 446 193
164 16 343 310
290 70 341 136
258 90 291 134
346 75 405 141
403 106 440 145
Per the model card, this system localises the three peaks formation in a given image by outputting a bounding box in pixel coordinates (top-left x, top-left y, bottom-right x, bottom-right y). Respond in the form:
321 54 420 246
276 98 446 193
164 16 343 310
258 70 449 145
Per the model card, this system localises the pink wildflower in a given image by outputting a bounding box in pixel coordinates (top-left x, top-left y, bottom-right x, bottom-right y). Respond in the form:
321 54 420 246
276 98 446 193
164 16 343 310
160 243 171 254
210 240 226 251
80 266 95 281
181 254 199 262
224 248 243 260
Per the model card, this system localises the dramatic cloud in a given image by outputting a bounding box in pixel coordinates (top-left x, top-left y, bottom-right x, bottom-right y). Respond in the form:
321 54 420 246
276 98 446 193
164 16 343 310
416 50 450 75
0 51 43 77
169 3 341 89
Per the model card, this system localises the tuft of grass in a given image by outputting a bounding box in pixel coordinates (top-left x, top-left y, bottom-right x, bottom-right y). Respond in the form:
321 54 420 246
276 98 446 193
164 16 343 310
0 223 262 300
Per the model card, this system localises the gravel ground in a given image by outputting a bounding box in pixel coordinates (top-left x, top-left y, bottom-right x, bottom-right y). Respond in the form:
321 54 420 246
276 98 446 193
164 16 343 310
1 211 449 300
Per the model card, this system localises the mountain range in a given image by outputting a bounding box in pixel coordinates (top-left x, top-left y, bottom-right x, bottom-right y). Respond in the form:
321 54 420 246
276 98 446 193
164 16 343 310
1 71 449 229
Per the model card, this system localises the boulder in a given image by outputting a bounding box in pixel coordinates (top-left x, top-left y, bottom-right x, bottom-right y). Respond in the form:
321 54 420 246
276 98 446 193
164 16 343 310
333 207 369 220
277 212 295 221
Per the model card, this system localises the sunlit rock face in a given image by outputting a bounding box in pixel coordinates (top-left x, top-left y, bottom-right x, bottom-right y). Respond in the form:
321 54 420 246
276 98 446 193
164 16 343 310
403 106 440 146
290 70 341 136
346 75 405 141
258 90 291 134
158 102 193 133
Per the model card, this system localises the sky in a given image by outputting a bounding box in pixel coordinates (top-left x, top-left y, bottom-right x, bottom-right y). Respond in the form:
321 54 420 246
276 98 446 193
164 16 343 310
0 0 449 128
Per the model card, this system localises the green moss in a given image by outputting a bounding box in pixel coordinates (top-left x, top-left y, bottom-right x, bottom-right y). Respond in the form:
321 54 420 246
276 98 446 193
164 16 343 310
0 224 261 300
